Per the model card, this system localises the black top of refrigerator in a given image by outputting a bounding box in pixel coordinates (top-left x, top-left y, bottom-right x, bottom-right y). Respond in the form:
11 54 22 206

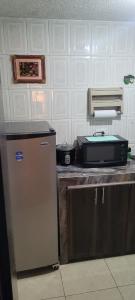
3 121 56 140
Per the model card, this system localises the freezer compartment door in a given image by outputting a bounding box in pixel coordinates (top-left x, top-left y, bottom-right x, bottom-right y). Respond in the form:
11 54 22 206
6 135 58 271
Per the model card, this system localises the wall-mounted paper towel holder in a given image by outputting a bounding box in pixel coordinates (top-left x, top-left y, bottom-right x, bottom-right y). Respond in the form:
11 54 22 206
88 87 123 118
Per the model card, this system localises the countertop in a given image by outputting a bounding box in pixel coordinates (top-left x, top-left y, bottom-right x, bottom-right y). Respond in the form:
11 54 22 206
57 160 135 184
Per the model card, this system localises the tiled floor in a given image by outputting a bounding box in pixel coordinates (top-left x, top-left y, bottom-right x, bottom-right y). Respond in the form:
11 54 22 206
18 254 135 300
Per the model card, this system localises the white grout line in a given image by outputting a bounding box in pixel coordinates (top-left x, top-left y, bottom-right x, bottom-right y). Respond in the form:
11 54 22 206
117 283 135 287
104 259 118 287
104 259 125 299
41 296 65 300
62 287 124 299
117 287 126 300
58 286 124 298
59 268 66 298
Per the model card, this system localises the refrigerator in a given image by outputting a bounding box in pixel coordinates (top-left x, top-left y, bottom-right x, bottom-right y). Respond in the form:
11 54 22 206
4 121 58 272
0 76 18 298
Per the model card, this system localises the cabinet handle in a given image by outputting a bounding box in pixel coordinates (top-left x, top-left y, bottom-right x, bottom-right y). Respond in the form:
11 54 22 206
40 141 49 146
102 187 105 205
94 188 98 206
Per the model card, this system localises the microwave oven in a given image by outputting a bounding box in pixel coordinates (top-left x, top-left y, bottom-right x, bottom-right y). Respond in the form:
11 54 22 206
76 135 128 167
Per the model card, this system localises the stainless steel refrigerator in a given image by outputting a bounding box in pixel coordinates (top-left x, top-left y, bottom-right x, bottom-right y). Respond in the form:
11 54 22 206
4 121 58 272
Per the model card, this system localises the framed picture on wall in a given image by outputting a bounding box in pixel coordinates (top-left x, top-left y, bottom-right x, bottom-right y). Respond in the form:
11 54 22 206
11 55 45 83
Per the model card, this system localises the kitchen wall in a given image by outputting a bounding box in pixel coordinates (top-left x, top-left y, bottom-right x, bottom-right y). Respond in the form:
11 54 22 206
0 18 135 149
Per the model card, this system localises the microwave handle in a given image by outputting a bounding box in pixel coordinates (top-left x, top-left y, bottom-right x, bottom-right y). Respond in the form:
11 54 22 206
102 187 105 205
93 131 105 136
94 188 98 206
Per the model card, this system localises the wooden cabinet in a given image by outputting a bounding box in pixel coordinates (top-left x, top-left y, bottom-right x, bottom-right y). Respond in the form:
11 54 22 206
101 185 129 257
126 184 135 253
67 183 131 262
68 188 97 261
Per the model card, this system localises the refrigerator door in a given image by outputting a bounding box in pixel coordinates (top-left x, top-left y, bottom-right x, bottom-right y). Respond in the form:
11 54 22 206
6 134 58 272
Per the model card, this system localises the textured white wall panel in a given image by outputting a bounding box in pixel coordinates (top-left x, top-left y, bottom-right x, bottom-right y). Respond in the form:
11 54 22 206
0 55 9 87
92 23 110 56
124 88 135 116
110 23 133 56
0 21 4 53
71 90 87 119
109 116 128 139
70 56 90 88
127 117 135 143
90 119 109 135
27 19 49 54
52 119 72 144
123 88 128 116
49 20 69 55
3 18 27 54
110 58 132 86
52 90 70 119
70 21 90 55
71 119 90 142
30 89 52 120
2 89 10 120
9 90 31 120
92 57 110 87
51 56 69 88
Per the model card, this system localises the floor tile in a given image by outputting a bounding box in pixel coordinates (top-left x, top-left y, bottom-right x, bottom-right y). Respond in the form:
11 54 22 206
60 259 116 296
105 254 135 286
18 270 64 300
119 285 135 300
42 298 65 300
66 288 122 300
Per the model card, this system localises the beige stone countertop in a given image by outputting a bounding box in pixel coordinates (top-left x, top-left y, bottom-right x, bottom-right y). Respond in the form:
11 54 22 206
57 160 135 183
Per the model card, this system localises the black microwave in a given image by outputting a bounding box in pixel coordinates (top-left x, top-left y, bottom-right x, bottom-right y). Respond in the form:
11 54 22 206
76 135 128 167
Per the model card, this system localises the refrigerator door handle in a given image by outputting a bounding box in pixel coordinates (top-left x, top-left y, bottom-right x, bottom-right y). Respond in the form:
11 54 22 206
40 141 49 146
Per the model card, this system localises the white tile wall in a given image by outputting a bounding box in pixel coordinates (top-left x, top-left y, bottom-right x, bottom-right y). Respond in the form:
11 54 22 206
92 22 110 56
108 116 128 138
0 20 4 54
110 23 134 56
91 119 109 136
70 21 90 55
30 89 52 120
91 57 110 87
124 88 135 117
49 20 69 55
127 117 135 143
9 89 31 120
70 56 90 88
0 55 9 87
0 18 135 146
71 119 90 142
71 90 87 119
52 119 72 144
110 58 132 86
27 19 49 54
52 90 70 119
3 18 27 54
51 56 69 88
2 89 10 121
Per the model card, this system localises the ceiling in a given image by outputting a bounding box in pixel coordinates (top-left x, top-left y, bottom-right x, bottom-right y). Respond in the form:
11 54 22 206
0 0 135 21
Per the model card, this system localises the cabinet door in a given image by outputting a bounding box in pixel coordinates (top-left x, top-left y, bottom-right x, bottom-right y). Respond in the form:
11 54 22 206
67 187 98 261
126 184 135 252
100 184 129 257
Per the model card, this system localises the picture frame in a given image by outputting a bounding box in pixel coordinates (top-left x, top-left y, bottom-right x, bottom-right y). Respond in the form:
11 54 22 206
11 55 45 83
